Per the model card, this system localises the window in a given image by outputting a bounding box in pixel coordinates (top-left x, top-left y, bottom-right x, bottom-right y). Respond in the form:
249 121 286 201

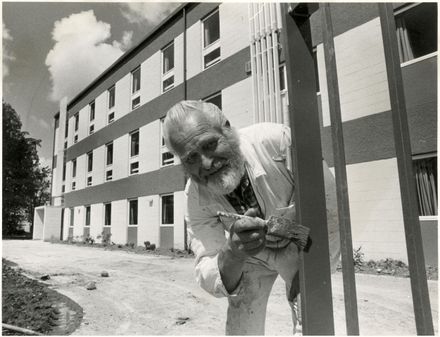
104 203 112 227
89 101 95 121
160 119 174 166
131 67 141 94
85 206 91 227
87 152 93 172
130 131 139 157
131 67 141 110
62 185 65 193
395 3 437 63
72 181 76 191
132 96 140 110
70 208 74 227
62 162 66 181
413 156 437 216
105 142 113 181
202 9 221 68
130 162 139 174
161 194 174 225
64 141 67 150
87 176 92 187
106 142 113 166
108 86 115 110
89 101 95 135
162 42 175 92
129 199 138 225
74 134 78 144
204 92 222 110
108 112 115 124
106 169 113 181
74 113 79 131
65 120 69 138
72 159 77 178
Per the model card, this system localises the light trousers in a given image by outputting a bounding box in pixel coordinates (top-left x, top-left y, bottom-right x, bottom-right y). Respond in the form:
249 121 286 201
225 242 300 335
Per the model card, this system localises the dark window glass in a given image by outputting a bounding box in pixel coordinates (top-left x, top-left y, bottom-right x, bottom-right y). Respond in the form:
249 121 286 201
104 203 112 226
87 152 93 172
89 102 95 121
203 10 220 47
204 47 220 68
204 93 222 110
108 86 115 109
163 43 174 73
162 195 174 224
106 143 113 166
130 162 139 174
70 208 74 227
129 200 138 225
72 159 77 178
131 131 139 157
395 4 437 62
106 170 113 181
162 76 174 92
413 156 438 216
74 114 79 131
132 67 141 93
85 206 91 226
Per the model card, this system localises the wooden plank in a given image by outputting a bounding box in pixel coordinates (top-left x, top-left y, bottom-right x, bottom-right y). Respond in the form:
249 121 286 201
280 3 335 335
378 3 434 335
320 4 360 335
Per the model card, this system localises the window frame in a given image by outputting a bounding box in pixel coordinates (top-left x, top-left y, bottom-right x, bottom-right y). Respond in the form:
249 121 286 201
104 203 112 227
412 153 438 219
89 101 95 135
161 41 175 92
128 199 139 226
131 66 141 110
85 205 91 227
108 85 116 123
129 130 140 175
395 3 438 66
160 118 174 167
203 92 222 110
202 8 221 69
160 193 174 227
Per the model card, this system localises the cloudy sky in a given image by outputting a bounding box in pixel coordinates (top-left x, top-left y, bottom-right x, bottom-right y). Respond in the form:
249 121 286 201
3 2 180 168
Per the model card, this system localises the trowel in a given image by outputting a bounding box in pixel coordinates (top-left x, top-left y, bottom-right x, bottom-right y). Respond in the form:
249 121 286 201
217 211 311 251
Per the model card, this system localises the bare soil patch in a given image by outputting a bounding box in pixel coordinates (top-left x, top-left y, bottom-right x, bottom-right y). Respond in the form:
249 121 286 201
2 259 83 335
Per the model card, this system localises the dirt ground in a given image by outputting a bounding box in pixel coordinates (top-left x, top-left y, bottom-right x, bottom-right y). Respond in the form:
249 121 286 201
2 240 438 335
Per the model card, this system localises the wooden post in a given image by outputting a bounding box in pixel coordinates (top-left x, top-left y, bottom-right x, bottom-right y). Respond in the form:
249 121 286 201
281 3 335 334
320 3 360 335
378 3 434 335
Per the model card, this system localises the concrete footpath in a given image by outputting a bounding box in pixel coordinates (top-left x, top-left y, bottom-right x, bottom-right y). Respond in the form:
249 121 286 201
2 240 438 335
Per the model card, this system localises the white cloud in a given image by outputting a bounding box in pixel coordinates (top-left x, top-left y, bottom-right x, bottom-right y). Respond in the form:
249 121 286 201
120 3 180 26
3 23 15 78
30 115 50 130
45 10 133 102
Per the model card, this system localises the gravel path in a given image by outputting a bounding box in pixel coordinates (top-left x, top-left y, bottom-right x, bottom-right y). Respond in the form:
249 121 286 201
3 240 438 335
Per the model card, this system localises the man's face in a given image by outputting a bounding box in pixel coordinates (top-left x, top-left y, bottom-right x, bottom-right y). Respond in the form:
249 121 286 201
169 114 244 195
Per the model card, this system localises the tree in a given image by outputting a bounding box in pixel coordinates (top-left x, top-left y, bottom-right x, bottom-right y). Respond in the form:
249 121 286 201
3 101 51 237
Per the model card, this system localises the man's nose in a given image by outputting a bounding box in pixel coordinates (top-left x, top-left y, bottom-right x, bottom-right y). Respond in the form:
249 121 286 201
200 154 213 170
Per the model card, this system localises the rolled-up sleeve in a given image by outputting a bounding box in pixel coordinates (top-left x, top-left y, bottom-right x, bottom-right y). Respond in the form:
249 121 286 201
185 182 243 298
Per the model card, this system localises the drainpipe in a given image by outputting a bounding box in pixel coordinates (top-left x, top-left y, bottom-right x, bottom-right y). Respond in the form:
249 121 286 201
183 6 187 100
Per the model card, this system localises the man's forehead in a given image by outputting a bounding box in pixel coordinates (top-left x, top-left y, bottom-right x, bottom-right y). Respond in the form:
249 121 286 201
169 112 220 152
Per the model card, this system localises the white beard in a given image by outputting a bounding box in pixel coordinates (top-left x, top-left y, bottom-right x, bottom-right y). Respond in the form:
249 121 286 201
206 159 245 195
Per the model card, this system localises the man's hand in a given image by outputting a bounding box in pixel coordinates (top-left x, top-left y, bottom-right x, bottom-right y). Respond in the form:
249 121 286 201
228 208 267 260
219 208 267 293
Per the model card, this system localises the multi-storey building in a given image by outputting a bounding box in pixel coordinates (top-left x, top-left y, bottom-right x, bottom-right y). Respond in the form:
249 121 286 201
43 3 437 264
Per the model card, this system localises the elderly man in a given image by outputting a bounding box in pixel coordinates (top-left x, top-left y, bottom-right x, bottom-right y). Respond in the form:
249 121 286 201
163 100 340 335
